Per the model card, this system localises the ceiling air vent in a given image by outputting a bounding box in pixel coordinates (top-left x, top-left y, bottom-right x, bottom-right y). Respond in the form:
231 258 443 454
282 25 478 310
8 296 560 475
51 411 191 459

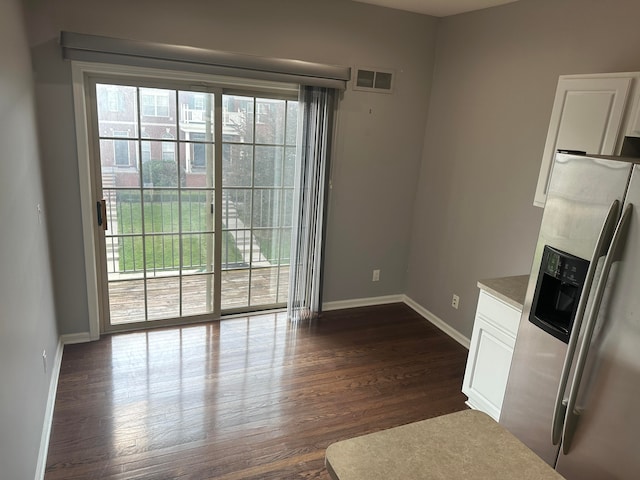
353 67 394 94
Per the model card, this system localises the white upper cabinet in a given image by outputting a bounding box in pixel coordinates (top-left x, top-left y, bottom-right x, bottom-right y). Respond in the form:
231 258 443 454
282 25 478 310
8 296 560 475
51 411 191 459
534 73 640 207
626 90 640 138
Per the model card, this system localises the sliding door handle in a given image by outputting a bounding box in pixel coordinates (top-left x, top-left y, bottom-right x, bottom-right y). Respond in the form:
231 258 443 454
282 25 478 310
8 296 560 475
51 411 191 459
561 203 633 454
96 199 107 231
551 199 620 445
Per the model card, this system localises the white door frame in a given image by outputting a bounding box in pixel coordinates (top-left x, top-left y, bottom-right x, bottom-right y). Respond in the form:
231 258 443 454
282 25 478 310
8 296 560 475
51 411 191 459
72 61 298 338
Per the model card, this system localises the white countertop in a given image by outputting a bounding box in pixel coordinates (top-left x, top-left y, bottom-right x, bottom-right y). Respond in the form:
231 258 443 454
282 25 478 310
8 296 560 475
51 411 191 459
477 274 529 311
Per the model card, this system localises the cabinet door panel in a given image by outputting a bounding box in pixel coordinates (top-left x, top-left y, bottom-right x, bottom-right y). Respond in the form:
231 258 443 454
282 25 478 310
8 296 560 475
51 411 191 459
534 76 632 207
462 291 519 421
557 92 619 152
466 319 513 419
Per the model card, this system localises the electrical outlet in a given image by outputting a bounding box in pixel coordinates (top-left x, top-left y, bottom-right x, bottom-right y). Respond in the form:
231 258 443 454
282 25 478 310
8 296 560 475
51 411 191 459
451 294 460 309
42 350 47 373
372 269 380 282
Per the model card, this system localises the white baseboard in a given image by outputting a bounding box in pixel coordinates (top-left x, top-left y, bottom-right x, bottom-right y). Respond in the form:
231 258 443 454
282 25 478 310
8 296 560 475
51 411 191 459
55 300 469 349
35 338 64 480
60 332 92 345
322 294 469 349
403 295 470 349
322 294 405 311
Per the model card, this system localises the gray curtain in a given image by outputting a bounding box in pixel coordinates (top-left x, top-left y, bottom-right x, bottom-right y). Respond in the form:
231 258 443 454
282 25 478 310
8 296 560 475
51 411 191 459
288 86 337 321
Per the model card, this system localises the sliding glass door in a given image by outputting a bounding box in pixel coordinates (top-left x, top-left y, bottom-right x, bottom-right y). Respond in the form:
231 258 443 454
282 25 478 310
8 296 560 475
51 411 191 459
90 78 296 331
220 95 297 310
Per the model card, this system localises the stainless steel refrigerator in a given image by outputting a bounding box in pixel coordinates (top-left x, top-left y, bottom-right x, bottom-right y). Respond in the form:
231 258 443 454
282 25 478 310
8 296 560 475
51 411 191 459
500 152 640 479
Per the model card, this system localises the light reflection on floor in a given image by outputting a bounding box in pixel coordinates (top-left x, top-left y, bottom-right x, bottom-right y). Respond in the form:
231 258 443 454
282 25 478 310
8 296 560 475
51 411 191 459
108 311 293 454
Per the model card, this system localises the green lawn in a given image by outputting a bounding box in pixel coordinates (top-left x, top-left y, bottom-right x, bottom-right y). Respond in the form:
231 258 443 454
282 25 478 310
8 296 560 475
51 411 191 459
116 195 244 272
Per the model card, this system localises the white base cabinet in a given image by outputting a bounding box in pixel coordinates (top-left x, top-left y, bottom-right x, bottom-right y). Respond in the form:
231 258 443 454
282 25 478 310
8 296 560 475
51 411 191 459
462 290 521 421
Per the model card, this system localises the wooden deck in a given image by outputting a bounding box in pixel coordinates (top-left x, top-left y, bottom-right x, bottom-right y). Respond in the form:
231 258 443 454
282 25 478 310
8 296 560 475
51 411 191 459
108 266 289 324
45 303 469 479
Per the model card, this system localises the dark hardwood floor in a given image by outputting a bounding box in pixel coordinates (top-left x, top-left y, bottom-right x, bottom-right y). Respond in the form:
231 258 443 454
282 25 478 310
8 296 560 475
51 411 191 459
45 303 469 479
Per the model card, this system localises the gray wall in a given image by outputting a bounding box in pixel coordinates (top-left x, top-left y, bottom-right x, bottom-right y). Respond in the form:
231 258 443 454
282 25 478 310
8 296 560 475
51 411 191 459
0 0 59 478
407 0 640 338
23 0 437 334
24 0 640 343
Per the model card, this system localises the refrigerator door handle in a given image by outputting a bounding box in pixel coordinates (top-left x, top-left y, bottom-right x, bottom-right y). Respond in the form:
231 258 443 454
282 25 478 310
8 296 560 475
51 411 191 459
561 203 634 454
551 199 621 446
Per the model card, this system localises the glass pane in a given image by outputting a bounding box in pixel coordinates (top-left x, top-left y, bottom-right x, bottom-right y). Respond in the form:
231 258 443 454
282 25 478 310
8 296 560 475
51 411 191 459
181 191 214 233
221 269 249 310
140 139 151 163
283 147 296 187
223 95 253 143
100 139 140 187
250 266 279 306
105 236 120 276
178 91 214 141
181 142 214 188
222 144 252 187
142 194 179 234
117 234 145 273
255 98 286 145
141 142 179 188
145 234 180 274
182 274 215 316
222 188 252 232
140 87 177 139
147 277 180 321
252 189 280 228
279 227 292 264
253 228 279 263
109 189 142 235
222 230 245 268
254 146 283 187
285 101 298 145
182 233 214 272
105 233 147 280
224 229 252 267
96 84 138 138
281 189 294 228
109 280 146 324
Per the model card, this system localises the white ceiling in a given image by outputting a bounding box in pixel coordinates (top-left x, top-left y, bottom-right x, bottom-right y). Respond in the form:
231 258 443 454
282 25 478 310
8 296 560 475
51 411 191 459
352 0 520 17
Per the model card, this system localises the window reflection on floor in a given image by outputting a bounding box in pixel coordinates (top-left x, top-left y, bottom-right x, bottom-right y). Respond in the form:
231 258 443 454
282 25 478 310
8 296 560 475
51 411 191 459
108 311 292 452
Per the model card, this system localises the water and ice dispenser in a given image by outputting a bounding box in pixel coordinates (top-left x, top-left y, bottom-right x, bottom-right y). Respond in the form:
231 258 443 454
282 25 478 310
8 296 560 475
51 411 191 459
529 246 589 343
